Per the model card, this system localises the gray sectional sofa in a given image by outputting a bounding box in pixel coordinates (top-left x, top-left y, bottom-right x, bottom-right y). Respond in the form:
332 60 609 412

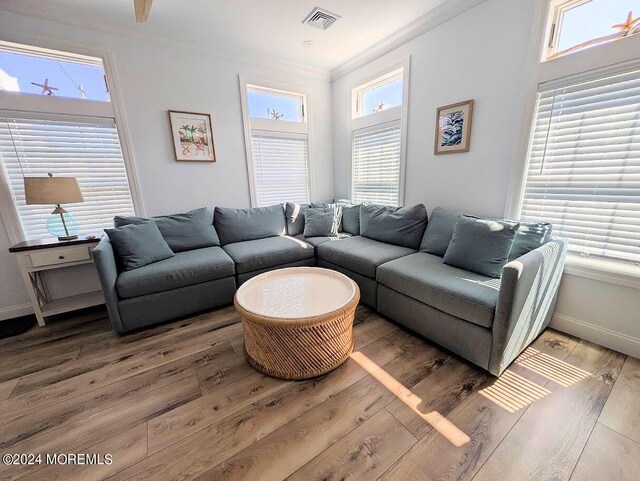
92 202 566 376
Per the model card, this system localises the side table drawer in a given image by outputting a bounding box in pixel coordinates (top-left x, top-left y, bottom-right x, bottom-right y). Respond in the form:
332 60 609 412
30 246 91 268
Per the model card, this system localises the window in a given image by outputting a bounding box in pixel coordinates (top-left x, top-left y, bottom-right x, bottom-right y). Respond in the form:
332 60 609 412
351 65 407 206
518 64 640 264
0 41 136 241
241 80 310 206
546 0 640 60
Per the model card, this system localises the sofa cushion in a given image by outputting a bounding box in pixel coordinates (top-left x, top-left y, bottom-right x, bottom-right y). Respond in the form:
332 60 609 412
420 206 460 256
295 233 352 248
444 215 520 278
377 252 499 328
116 246 234 299
223 236 314 274
285 203 310 236
360 204 428 249
303 206 342 237
317 235 415 278
114 207 219 252
105 221 174 271
508 221 552 261
214 204 286 245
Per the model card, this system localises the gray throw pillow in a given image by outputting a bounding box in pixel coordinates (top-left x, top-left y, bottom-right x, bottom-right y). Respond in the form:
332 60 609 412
508 221 553 261
214 204 286 245
443 215 520 278
337 200 361 235
105 221 174 270
420 206 460 256
114 207 219 252
303 207 343 237
285 203 310 236
360 204 428 249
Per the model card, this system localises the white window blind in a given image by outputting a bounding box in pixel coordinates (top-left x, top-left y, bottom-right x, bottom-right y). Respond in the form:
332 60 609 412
0 112 135 240
352 120 401 206
251 131 309 206
521 66 640 264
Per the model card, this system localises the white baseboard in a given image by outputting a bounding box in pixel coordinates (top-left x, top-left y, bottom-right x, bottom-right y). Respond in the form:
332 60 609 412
0 303 34 321
551 313 640 359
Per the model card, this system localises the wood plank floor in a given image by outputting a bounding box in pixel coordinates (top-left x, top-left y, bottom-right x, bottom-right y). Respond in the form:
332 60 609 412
0 304 638 481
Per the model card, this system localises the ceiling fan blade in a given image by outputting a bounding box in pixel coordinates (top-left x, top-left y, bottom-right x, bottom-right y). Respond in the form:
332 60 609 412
134 0 153 22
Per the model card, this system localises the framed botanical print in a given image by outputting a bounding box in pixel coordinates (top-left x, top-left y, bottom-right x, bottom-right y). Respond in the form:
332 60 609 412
168 110 216 162
434 99 474 155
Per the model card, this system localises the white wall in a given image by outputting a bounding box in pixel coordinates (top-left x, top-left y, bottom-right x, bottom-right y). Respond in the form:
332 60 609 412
332 0 640 357
0 11 334 319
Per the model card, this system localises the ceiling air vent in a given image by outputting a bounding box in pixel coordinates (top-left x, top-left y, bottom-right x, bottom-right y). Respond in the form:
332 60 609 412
302 7 341 30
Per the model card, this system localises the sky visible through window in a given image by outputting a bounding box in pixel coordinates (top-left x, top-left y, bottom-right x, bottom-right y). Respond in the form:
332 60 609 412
557 0 640 52
0 50 109 102
362 78 403 115
247 88 302 122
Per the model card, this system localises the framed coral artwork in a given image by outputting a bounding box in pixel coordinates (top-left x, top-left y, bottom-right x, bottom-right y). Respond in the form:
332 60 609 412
168 110 216 162
434 99 474 155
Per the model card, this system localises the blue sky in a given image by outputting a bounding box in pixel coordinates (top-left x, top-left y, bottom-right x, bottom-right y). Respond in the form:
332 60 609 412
558 0 639 51
363 78 403 114
248 89 301 121
0 51 108 101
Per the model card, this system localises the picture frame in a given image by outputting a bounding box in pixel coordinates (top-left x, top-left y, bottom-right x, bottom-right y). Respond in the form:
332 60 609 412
168 110 216 162
434 99 474 155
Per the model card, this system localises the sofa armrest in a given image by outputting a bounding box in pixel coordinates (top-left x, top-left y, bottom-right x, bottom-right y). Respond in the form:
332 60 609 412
488 239 567 375
92 237 125 333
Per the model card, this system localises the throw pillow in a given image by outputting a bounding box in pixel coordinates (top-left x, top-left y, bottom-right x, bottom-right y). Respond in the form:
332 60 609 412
285 202 311 236
303 206 343 237
105 221 174 270
114 207 219 252
508 222 553 261
337 200 361 235
360 204 428 249
443 215 520 278
420 206 460 256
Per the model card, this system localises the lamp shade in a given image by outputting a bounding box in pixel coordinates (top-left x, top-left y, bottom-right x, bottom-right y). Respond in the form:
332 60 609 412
24 175 84 205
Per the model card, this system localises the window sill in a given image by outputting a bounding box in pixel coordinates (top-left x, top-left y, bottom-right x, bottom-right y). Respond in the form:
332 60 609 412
563 254 640 290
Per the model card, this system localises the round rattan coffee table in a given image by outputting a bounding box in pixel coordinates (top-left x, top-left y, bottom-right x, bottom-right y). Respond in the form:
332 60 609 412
234 267 360 380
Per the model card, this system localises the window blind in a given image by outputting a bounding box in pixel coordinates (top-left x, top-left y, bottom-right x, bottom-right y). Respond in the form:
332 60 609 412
0 113 135 240
521 67 640 263
352 120 401 206
250 131 310 206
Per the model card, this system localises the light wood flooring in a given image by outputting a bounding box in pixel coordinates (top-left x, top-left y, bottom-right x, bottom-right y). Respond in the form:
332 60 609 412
0 304 638 481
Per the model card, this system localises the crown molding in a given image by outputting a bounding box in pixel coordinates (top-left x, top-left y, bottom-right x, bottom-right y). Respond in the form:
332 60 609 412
0 1 331 81
330 0 488 81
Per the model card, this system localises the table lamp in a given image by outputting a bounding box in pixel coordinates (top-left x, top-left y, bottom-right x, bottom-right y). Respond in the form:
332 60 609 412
24 173 84 241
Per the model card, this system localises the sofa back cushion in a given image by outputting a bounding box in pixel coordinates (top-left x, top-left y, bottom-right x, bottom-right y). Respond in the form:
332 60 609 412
303 206 343 237
508 221 553 261
443 215 519 278
420 206 460 256
360 204 428 249
114 207 219 252
105 221 174 270
214 204 286 245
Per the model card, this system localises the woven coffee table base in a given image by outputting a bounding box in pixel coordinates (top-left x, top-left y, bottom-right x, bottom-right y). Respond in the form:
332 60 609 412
235 291 359 380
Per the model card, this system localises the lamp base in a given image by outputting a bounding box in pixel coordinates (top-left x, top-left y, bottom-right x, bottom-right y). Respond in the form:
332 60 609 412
57 234 79 241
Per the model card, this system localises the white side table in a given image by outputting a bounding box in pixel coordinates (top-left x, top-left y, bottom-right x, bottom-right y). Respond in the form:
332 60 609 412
9 234 105 326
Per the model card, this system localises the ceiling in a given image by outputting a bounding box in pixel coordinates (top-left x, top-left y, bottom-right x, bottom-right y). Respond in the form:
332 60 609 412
1 0 450 72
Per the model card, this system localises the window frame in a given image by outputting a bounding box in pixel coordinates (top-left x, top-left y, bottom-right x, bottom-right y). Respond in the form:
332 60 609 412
0 36 143 244
544 0 638 61
348 57 410 206
239 76 314 207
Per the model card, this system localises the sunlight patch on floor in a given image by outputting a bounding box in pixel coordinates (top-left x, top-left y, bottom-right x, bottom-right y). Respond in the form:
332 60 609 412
479 370 551 413
350 351 470 447
516 348 590 387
